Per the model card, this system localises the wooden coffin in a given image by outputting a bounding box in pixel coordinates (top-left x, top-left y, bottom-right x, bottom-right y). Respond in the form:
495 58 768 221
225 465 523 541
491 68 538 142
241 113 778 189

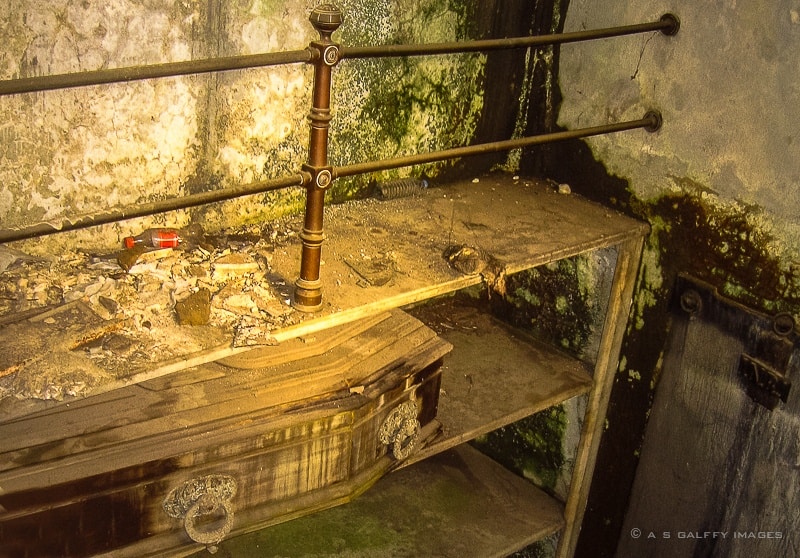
0 309 451 557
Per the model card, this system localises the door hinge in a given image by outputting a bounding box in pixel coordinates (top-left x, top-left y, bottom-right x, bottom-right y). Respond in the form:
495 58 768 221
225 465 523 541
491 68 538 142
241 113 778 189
672 274 797 411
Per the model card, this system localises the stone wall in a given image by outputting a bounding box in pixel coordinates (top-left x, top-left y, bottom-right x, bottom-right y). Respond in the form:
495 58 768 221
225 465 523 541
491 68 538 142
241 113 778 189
0 0 487 254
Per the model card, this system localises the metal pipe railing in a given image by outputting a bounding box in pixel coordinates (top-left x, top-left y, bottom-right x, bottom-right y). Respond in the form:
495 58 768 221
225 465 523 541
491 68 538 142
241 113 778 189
340 13 679 59
0 50 312 97
0 174 307 244
0 112 660 245
0 13 679 97
294 6 342 312
335 112 662 179
0 5 679 311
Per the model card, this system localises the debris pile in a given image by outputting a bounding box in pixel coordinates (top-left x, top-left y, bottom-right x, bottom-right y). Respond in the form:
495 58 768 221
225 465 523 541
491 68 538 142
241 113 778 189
0 223 299 401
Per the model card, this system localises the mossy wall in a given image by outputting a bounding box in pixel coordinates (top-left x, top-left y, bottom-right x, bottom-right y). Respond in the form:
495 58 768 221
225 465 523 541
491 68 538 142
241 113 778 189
0 0 493 255
531 1 800 555
473 397 585 502
495 249 615 362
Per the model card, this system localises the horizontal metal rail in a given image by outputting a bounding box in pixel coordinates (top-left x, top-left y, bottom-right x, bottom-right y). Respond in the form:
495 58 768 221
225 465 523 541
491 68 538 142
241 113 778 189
0 14 678 97
0 174 306 244
341 14 679 59
0 112 660 244
336 111 661 178
0 50 312 96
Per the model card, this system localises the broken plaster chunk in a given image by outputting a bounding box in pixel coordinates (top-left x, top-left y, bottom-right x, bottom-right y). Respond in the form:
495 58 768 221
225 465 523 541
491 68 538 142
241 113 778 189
88 294 116 321
246 283 288 317
233 315 277 347
188 263 208 278
116 247 142 271
259 297 293 319
136 247 176 264
211 283 240 309
222 293 259 315
175 288 212 326
118 246 176 272
212 253 261 282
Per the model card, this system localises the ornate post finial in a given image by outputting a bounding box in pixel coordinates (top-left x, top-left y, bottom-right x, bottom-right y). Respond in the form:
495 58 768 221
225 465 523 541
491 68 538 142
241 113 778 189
309 5 343 40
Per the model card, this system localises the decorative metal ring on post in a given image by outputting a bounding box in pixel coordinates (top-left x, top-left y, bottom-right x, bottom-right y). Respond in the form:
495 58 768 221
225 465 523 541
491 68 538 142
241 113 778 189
292 4 344 313
322 45 341 66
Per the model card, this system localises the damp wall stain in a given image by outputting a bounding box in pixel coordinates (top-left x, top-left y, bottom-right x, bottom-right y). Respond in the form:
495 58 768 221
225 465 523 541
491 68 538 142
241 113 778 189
534 1 800 556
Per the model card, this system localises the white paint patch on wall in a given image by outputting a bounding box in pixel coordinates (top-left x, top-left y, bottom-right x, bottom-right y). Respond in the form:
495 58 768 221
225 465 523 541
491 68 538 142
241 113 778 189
209 2 314 188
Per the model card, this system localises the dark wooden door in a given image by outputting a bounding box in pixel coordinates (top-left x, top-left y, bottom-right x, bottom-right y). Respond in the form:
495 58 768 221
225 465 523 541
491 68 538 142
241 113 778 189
617 277 799 558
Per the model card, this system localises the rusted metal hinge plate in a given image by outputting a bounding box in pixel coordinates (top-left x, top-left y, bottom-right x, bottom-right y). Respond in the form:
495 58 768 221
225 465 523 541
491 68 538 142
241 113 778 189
671 274 797 411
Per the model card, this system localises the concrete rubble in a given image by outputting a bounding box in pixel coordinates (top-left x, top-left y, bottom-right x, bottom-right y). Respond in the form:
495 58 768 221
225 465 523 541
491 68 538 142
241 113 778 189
0 223 297 401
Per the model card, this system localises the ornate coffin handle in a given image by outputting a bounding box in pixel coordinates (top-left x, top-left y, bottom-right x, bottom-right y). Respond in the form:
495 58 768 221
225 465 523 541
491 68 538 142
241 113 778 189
163 474 237 551
379 400 421 460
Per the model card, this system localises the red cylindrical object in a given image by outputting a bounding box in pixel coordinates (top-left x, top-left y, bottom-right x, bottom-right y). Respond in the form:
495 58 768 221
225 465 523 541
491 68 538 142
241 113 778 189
123 228 181 249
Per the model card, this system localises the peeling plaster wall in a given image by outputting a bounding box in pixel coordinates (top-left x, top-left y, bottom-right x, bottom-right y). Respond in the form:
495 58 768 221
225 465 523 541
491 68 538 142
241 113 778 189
554 2 800 555
559 1 800 309
0 0 206 251
0 0 485 254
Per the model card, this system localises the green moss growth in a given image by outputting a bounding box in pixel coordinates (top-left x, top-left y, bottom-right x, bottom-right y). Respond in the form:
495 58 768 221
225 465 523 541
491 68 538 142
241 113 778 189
494 256 597 356
472 405 568 495
213 509 402 555
326 0 486 201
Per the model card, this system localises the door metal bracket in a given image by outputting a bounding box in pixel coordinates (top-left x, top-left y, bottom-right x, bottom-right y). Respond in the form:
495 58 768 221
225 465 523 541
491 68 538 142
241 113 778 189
672 274 797 410
738 353 791 410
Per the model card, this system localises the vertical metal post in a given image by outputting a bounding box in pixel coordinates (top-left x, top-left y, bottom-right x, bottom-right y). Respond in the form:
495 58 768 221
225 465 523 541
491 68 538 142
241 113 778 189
293 5 343 312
